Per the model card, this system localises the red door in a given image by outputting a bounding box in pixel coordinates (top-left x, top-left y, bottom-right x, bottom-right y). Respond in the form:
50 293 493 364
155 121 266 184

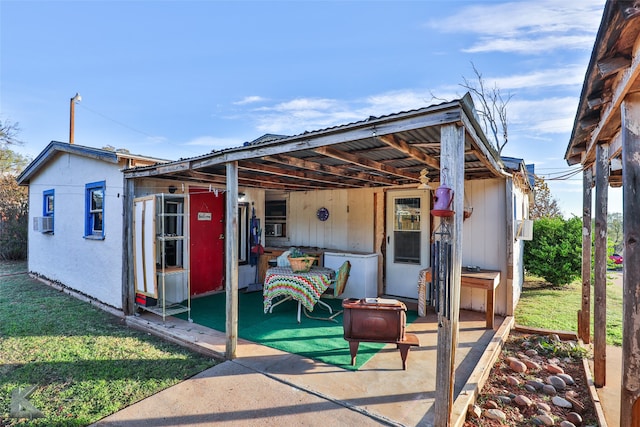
189 188 225 295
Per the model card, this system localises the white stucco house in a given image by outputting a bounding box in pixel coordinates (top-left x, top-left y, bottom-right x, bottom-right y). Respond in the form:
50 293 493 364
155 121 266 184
16 141 167 309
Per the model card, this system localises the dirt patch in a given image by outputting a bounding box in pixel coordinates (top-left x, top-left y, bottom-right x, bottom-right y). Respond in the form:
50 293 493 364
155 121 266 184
464 331 598 426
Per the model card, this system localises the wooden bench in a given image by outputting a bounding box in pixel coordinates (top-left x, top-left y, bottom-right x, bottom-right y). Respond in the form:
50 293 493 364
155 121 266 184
420 268 501 329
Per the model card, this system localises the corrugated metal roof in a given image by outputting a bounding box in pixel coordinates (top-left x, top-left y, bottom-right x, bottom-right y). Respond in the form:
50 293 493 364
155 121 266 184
124 95 516 191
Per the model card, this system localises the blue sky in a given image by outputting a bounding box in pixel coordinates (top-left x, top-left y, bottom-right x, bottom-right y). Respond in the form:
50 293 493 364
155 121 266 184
1 0 618 216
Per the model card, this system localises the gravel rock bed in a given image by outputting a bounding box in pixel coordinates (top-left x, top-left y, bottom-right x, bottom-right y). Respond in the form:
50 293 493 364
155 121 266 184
464 331 599 426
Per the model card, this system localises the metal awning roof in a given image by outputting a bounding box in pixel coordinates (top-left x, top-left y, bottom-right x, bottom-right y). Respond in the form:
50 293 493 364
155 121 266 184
124 93 507 190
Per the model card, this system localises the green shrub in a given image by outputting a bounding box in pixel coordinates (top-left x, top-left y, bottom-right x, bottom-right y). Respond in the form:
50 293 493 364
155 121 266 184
524 216 582 286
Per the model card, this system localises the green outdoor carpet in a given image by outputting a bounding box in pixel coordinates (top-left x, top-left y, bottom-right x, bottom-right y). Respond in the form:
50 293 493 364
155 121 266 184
176 291 417 370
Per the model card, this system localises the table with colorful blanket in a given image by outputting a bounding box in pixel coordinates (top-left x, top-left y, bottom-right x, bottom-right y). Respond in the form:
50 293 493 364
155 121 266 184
263 266 335 322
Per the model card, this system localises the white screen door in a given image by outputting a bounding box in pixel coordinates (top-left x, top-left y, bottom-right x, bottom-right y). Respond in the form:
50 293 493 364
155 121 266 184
385 189 430 298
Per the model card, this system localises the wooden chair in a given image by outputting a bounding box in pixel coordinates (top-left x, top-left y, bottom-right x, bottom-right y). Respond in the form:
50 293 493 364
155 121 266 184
304 260 351 322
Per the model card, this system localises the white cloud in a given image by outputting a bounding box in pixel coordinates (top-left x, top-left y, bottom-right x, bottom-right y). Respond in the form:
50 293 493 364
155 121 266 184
494 65 586 90
429 0 604 53
233 96 266 105
464 35 595 54
248 97 359 134
509 97 578 134
272 98 340 112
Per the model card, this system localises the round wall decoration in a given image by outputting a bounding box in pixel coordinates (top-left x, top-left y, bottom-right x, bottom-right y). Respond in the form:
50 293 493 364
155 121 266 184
316 207 330 221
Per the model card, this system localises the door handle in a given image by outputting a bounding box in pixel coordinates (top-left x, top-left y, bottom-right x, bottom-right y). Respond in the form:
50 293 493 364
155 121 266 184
219 233 225 240
387 236 390 244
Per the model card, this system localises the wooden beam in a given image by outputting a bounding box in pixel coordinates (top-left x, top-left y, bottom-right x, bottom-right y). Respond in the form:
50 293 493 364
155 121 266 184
586 47 640 165
579 116 600 130
620 93 640 427
376 134 440 169
265 154 398 185
434 123 465 426
608 131 623 162
225 161 239 360
580 168 593 344
587 96 605 109
238 160 361 187
623 3 640 20
597 56 631 78
593 143 609 388
314 146 419 181
458 112 504 177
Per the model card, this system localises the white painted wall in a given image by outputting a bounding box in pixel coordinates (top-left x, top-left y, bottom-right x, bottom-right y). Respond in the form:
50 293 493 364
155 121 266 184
27 152 126 308
461 178 509 315
510 182 530 313
281 188 376 252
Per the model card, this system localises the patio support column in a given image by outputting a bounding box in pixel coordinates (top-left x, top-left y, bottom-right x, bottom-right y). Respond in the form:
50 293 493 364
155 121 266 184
620 93 640 427
225 161 239 360
434 123 464 426
579 168 593 344
593 142 609 387
122 176 136 316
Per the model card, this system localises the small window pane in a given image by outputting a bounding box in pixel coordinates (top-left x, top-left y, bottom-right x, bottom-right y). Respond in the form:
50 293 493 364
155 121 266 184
45 195 54 215
394 197 421 231
93 212 103 232
91 189 103 211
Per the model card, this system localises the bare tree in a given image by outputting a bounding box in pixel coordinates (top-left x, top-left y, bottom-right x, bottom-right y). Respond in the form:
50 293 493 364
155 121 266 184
0 120 22 147
460 62 512 154
530 175 562 220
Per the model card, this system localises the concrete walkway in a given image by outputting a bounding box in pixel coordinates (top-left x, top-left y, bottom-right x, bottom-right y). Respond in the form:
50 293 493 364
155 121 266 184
593 345 622 426
588 271 623 426
93 308 512 427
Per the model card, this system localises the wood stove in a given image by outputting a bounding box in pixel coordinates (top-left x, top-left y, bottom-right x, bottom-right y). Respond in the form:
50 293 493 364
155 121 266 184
342 298 419 369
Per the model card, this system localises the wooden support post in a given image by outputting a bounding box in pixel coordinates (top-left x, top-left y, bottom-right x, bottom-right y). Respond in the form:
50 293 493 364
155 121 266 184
122 177 136 315
620 94 640 427
434 123 464 426
580 168 593 344
594 143 609 388
225 162 239 360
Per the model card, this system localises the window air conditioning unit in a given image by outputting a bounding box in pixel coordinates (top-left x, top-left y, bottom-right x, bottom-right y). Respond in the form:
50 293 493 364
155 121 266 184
33 216 54 233
516 219 533 241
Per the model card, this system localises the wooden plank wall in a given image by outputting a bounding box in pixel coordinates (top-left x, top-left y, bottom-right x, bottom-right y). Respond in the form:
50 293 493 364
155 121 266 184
461 178 508 314
288 188 375 252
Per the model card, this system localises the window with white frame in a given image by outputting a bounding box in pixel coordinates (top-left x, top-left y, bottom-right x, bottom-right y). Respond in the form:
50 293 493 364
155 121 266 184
85 181 105 239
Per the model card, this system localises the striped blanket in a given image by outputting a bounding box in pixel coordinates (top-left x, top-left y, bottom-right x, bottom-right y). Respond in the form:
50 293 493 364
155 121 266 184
263 266 334 313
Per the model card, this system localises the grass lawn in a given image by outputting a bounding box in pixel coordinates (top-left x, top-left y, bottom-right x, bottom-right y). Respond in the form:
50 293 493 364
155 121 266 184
0 261 217 426
515 272 624 346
